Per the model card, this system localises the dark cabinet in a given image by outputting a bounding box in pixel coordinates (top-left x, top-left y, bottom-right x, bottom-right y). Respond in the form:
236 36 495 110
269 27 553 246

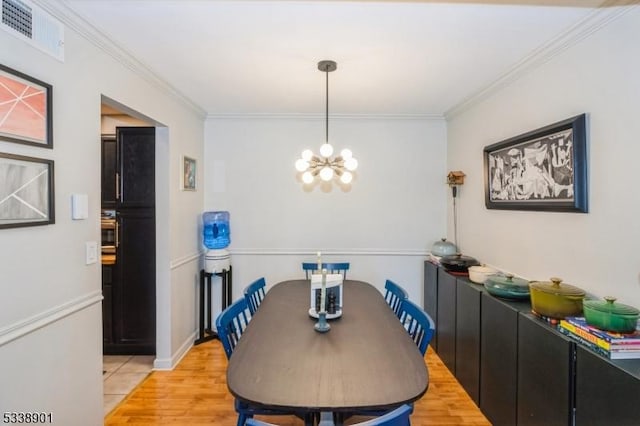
102 126 156 355
101 136 117 208
455 278 482 404
575 346 640 426
116 127 155 207
424 263 640 425
423 261 438 350
436 268 456 373
102 265 114 345
517 313 575 426
480 293 528 426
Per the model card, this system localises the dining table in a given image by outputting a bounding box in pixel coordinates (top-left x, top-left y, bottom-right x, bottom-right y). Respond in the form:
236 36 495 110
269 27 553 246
226 279 429 424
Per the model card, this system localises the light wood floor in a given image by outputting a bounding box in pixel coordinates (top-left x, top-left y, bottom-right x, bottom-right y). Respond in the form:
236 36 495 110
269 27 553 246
105 341 490 425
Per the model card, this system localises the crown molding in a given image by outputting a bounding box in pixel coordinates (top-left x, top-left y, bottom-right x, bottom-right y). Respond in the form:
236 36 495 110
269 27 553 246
206 113 445 121
36 0 207 119
444 0 639 120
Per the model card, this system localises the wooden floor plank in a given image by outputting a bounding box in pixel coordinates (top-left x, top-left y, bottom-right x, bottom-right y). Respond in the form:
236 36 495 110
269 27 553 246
105 342 490 425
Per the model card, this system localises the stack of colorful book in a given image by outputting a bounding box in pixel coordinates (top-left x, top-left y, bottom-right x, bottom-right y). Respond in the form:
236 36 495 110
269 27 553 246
558 317 640 359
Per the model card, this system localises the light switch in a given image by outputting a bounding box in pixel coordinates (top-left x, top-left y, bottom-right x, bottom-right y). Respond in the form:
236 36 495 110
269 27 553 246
71 194 89 220
86 241 97 265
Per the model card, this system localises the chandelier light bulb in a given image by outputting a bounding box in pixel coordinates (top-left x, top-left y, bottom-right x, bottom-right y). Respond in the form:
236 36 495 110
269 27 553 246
302 171 314 184
340 171 353 184
301 149 313 161
295 159 309 172
320 143 334 158
344 157 358 171
319 166 334 181
340 148 352 160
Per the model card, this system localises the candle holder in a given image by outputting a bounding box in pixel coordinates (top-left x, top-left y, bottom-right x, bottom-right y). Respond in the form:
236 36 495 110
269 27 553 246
314 311 331 333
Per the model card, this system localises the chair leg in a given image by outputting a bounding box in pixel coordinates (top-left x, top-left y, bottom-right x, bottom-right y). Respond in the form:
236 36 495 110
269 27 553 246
236 412 250 426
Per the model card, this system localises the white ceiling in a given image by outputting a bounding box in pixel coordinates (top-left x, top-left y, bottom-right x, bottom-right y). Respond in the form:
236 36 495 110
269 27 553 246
62 0 612 117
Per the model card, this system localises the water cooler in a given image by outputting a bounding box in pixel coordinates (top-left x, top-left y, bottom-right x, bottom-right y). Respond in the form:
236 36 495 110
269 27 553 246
203 211 231 273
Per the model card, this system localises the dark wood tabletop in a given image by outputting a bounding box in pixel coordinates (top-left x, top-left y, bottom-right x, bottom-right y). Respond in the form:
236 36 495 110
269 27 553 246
226 279 428 412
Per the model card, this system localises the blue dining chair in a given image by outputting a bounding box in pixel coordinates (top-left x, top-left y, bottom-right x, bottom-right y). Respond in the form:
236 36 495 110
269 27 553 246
216 298 312 426
215 298 252 359
384 280 409 318
302 262 350 279
398 299 435 356
243 277 267 315
245 404 412 426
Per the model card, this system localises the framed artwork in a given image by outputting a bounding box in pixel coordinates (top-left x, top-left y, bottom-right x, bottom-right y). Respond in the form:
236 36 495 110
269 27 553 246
0 152 55 229
181 155 196 191
0 64 53 148
484 113 588 213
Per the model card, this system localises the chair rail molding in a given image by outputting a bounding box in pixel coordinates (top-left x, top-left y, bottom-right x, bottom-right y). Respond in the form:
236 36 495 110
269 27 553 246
0 290 103 347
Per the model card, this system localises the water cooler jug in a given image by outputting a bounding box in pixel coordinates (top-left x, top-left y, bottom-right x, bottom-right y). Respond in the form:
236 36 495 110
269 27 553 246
203 211 231 273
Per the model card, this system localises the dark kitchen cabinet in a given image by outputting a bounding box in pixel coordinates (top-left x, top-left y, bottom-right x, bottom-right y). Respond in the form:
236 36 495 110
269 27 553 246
116 127 155 207
109 208 156 354
102 126 156 355
455 278 482 404
101 136 117 208
517 313 575 426
436 268 456 374
480 293 529 426
423 261 438 350
102 265 114 345
575 345 640 426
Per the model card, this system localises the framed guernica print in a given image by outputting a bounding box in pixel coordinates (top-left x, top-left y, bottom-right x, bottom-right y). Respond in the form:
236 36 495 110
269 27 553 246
0 152 55 229
484 114 588 213
0 64 53 148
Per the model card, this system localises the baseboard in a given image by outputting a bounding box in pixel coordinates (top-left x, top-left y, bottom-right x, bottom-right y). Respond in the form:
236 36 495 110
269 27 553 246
153 330 197 370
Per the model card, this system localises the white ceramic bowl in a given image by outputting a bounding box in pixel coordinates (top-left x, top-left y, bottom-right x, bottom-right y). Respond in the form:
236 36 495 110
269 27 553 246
468 265 498 284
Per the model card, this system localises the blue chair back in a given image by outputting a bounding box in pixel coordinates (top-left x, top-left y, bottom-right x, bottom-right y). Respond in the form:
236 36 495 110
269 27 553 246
215 298 251 359
398 299 435 356
243 277 266 315
245 404 412 426
384 279 409 318
302 262 350 279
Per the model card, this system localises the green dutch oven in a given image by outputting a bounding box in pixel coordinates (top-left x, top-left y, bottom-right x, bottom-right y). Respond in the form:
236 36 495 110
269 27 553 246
583 297 639 333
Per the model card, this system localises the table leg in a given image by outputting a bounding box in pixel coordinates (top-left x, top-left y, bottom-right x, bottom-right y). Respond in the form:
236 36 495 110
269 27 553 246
318 412 335 426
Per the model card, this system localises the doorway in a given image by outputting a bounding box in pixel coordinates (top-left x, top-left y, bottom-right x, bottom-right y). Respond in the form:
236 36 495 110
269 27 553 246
100 98 167 416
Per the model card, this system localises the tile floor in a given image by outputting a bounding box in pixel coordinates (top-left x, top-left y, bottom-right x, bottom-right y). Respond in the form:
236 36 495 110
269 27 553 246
103 355 154 415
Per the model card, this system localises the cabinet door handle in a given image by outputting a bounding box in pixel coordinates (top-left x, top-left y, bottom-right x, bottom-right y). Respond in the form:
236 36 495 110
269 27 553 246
115 173 120 200
115 220 120 248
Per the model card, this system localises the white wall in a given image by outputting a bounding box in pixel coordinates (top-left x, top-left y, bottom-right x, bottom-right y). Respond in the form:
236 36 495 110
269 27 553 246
447 7 640 308
0 4 204 423
204 116 447 303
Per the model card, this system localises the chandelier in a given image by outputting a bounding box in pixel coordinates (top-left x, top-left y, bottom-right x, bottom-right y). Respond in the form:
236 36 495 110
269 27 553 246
295 60 358 185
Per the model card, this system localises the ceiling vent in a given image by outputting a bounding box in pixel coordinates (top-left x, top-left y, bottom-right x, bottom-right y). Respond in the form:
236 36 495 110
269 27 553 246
1 0 64 61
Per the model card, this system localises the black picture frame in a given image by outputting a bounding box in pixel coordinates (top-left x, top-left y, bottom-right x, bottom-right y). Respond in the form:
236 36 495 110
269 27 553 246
0 64 53 148
0 152 55 229
483 113 588 213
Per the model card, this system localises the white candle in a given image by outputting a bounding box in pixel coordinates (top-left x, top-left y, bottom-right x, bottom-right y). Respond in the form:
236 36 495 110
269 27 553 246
320 268 327 313
317 251 322 272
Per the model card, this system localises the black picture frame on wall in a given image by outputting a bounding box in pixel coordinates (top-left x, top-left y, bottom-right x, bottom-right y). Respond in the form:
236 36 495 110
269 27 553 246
483 113 588 213
0 64 53 148
0 152 55 229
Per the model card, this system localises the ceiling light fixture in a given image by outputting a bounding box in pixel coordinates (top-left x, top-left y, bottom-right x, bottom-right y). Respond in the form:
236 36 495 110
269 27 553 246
295 60 358 185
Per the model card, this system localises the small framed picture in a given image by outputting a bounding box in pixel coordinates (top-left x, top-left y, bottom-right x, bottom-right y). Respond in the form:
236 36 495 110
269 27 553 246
0 152 55 229
181 155 197 191
0 64 53 148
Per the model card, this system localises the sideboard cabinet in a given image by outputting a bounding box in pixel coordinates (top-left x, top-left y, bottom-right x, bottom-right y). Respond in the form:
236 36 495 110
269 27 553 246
424 261 640 426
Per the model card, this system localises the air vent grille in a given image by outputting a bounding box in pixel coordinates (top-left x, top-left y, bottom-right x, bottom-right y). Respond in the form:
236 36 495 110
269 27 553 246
2 0 31 38
1 0 64 61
